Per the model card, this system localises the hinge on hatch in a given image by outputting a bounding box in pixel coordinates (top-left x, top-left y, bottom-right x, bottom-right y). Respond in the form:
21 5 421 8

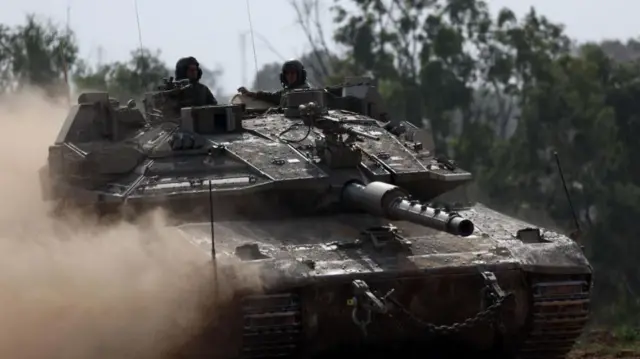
360 224 412 249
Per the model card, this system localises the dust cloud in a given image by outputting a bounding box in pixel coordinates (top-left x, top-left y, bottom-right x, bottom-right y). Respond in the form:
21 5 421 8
0 89 227 359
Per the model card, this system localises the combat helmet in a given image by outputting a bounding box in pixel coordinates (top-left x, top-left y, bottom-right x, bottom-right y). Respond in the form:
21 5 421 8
279 59 307 88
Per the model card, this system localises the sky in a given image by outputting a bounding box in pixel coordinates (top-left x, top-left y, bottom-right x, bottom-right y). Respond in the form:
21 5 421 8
1 0 639 94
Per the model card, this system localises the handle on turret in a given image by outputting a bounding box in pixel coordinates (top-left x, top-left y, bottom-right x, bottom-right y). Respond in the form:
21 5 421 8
343 126 380 140
341 181 475 237
299 102 380 141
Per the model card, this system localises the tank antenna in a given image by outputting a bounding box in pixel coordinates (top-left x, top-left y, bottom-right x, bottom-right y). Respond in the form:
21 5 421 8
208 178 219 296
208 179 217 258
245 0 260 89
554 151 581 238
133 0 144 57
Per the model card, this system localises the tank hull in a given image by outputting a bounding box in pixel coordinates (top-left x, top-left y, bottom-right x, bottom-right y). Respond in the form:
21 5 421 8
174 265 590 359
48 198 592 358
48 196 593 358
166 205 592 359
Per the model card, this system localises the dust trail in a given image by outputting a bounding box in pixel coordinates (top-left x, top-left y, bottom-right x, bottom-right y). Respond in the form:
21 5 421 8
0 89 219 359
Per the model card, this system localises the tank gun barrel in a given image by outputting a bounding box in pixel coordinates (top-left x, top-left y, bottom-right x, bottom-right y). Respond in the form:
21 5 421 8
342 181 475 237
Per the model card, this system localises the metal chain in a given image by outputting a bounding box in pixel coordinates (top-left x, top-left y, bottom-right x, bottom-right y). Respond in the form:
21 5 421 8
385 291 512 336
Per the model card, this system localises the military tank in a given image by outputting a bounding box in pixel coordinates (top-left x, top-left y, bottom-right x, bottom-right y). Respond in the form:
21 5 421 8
39 77 592 359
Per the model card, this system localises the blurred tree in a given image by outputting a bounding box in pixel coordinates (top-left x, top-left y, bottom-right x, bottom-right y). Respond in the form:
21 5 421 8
252 62 281 91
599 39 640 63
73 48 169 102
199 65 225 100
0 14 78 96
289 0 335 86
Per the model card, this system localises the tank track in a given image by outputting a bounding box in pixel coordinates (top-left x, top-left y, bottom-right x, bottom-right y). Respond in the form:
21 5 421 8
518 276 591 359
238 277 590 359
241 293 302 358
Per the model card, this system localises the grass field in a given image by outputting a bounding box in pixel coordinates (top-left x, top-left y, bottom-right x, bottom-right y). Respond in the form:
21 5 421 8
568 328 640 359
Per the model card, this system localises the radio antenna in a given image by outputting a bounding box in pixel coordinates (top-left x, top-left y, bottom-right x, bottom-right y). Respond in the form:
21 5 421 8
245 0 260 88
133 0 147 94
133 0 144 57
208 178 219 297
554 151 581 239
208 179 217 258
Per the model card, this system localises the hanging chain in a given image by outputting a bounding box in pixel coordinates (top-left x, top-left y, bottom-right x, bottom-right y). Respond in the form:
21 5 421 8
347 271 512 337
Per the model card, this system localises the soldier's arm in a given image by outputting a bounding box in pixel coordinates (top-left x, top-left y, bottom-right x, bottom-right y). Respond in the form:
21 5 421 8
254 90 282 105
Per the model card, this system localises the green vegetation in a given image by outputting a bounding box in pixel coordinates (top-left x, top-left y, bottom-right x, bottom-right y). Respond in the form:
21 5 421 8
571 328 640 358
1 0 639 331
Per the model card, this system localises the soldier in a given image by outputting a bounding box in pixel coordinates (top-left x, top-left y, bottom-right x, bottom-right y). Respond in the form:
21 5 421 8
174 56 218 107
237 59 310 106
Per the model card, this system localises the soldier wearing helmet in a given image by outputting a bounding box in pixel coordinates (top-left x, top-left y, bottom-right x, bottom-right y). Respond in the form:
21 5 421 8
237 59 310 106
173 56 218 107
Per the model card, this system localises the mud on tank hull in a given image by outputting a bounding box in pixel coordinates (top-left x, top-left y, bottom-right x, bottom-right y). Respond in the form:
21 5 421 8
176 265 591 359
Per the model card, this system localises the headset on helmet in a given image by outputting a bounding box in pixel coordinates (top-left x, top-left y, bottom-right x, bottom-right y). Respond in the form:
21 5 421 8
279 59 306 88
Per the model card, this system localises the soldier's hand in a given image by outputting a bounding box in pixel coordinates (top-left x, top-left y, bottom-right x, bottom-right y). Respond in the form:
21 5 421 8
237 87 256 97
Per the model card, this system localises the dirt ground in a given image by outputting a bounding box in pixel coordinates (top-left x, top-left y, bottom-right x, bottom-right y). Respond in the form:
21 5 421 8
568 330 640 359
